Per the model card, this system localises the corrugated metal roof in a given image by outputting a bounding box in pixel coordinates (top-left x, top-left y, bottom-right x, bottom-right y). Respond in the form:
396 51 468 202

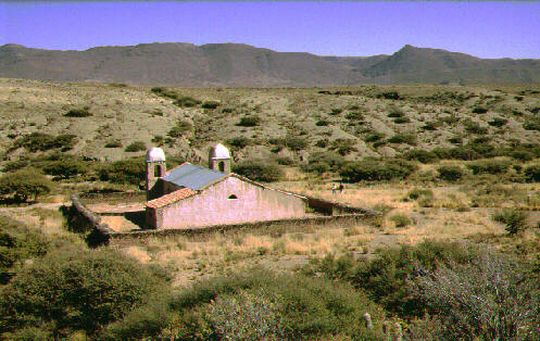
162 163 227 190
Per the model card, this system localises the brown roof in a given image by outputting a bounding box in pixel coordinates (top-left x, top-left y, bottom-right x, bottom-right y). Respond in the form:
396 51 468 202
145 188 197 209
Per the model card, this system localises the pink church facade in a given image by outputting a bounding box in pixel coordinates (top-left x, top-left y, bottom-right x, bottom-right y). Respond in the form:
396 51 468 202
146 175 307 229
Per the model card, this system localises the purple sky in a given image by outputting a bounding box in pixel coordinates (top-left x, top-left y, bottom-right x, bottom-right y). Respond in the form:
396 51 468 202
1 1 539 58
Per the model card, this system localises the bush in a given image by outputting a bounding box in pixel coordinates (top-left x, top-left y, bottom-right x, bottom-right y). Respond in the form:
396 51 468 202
0 215 49 284
404 150 438 164
42 159 88 179
414 253 539 340
437 165 465 181
15 133 77 152
467 159 510 175
237 115 261 127
387 133 416 145
0 248 169 338
104 140 122 148
124 141 146 152
315 119 330 126
464 121 488 134
201 100 220 109
233 160 283 182
393 116 411 124
407 188 433 201
155 269 384 339
523 119 540 131
488 117 508 127
284 136 307 151
389 214 412 227
472 106 488 114
0 168 52 202
174 96 201 107
304 240 483 317
492 209 529 235
226 136 251 149
330 139 357 156
377 91 400 100
524 164 540 182
99 158 145 185
64 108 92 117
302 151 345 175
340 159 417 182
167 119 193 138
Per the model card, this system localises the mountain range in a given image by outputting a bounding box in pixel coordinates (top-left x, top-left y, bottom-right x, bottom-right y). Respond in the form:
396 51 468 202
1 43 539 86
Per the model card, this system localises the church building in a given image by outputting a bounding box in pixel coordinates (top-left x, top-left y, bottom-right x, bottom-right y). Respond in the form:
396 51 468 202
144 144 308 229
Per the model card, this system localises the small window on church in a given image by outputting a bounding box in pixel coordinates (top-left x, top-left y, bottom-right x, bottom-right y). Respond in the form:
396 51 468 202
219 161 225 172
228 194 238 200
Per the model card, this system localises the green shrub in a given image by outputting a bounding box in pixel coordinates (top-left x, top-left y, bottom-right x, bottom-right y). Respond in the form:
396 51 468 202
393 116 411 124
340 159 417 182
523 119 540 131
407 188 434 201
510 150 535 162
464 121 488 134
104 140 122 148
437 165 465 181
158 269 384 339
227 136 251 149
389 214 412 227
99 158 145 185
275 156 294 166
233 160 283 182
404 150 438 164
492 209 529 235
64 108 92 117
237 115 261 127
0 248 169 338
377 91 400 100
488 117 508 127
467 159 510 175
414 253 539 340
124 141 146 152
364 132 385 143
174 96 201 108
472 106 488 114
315 119 329 126
330 139 357 156
201 100 220 109
42 159 88 179
0 215 49 284
345 111 364 120
524 164 540 182
15 133 77 152
283 136 308 151
167 119 193 138
303 151 345 175
387 133 417 145
304 240 482 317
0 168 52 202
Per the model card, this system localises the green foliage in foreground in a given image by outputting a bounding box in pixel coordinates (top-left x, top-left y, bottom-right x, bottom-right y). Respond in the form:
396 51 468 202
233 159 283 182
107 269 385 340
0 215 49 284
0 247 169 338
0 168 52 202
14 132 77 152
304 240 482 317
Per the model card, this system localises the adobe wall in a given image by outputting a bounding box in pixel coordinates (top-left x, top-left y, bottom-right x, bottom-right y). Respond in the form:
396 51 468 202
156 176 307 229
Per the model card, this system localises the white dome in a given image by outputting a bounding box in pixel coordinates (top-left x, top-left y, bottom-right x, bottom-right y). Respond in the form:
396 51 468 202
145 147 166 162
210 143 231 159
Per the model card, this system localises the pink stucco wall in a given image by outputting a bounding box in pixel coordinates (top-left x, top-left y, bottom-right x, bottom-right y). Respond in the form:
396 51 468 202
156 176 307 229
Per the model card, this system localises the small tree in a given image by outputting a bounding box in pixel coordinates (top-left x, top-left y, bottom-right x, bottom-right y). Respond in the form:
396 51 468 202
124 141 146 152
492 209 529 235
0 169 52 202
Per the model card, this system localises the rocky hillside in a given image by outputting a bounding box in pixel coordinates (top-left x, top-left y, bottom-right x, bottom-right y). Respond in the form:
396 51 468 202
1 78 539 165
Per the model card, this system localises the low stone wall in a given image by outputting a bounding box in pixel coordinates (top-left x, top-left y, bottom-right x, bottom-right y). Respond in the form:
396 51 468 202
79 191 146 205
69 192 380 246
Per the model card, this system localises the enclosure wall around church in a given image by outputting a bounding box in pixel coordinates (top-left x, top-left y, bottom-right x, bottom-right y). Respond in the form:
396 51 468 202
153 176 307 229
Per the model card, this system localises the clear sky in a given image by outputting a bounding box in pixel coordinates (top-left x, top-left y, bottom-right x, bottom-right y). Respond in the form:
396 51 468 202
0 1 539 59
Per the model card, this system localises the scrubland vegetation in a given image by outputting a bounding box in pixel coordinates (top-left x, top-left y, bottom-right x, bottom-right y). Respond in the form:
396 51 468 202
0 79 539 339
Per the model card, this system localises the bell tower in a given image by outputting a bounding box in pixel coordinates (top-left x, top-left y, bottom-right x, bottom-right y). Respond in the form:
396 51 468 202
145 147 167 199
209 143 231 174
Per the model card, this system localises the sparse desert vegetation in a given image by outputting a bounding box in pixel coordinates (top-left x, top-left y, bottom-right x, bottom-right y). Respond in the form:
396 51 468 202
1 79 539 339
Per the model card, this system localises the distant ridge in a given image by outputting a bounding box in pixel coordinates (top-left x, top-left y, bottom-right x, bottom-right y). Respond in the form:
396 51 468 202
1 43 539 86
